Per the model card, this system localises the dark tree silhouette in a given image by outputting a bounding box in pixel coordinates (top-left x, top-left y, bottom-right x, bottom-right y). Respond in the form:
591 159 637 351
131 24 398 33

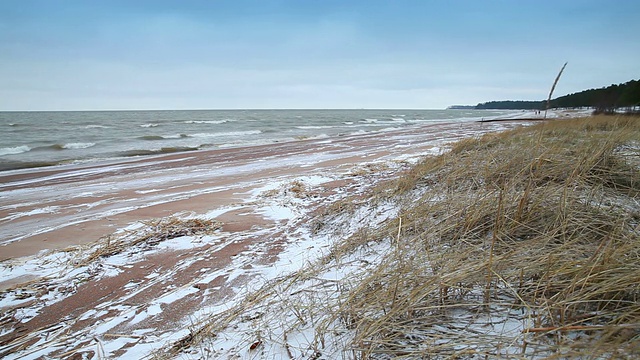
475 79 640 113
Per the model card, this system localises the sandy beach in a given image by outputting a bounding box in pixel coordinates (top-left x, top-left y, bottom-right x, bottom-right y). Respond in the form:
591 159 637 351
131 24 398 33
0 119 538 358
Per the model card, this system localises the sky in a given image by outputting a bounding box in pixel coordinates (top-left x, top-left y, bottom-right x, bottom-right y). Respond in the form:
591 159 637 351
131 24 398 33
0 0 639 111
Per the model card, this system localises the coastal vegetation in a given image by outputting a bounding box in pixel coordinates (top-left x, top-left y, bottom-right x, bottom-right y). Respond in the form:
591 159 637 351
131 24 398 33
475 79 640 113
158 115 640 358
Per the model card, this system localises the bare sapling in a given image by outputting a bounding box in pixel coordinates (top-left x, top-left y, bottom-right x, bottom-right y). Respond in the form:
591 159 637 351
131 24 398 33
545 62 568 119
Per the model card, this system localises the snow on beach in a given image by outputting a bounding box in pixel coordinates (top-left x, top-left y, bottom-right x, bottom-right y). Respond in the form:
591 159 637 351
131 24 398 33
0 169 378 359
0 113 589 359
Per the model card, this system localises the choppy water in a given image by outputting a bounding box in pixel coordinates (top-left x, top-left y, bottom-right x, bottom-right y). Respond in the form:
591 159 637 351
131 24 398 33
0 109 513 171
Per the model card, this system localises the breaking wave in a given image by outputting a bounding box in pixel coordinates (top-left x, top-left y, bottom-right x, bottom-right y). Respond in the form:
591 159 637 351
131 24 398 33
62 142 96 149
138 134 189 140
0 145 31 156
190 130 261 138
296 125 336 130
183 120 230 124
34 143 96 151
119 147 200 157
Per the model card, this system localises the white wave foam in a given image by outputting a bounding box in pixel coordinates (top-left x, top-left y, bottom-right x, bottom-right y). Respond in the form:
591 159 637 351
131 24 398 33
140 123 159 128
63 142 96 150
296 125 335 130
0 145 31 156
85 125 109 129
183 120 229 124
159 134 188 139
190 130 261 138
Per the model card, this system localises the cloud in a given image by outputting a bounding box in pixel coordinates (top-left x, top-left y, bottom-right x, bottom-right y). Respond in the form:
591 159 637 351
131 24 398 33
1 1 639 110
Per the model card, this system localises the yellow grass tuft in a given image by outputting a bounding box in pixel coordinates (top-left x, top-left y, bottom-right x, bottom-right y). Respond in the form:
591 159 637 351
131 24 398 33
80 217 221 265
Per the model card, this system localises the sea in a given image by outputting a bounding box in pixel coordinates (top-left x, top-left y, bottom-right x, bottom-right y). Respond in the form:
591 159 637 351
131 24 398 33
0 109 514 171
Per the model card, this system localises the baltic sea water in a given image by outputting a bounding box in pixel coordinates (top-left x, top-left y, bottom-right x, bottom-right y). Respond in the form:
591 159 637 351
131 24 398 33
0 109 513 171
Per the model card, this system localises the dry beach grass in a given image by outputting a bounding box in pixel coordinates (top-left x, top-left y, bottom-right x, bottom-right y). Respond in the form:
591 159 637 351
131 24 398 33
79 217 222 266
160 115 640 359
339 115 640 358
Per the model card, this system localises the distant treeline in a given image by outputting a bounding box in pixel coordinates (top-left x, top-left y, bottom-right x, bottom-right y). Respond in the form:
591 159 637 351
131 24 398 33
475 79 640 113
475 100 544 110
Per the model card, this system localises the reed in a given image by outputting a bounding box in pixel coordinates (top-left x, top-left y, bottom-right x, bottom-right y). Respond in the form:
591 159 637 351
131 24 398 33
545 62 568 119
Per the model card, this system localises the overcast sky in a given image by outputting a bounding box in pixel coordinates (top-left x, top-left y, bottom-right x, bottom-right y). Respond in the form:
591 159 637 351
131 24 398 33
1 0 638 111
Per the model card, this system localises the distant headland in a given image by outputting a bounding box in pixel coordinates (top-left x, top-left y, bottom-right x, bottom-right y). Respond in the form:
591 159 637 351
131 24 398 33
446 105 476 110
449 78 639 114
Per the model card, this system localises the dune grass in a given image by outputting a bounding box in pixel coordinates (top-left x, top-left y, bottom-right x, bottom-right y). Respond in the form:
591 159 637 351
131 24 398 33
159 115 640 359
338 115 640 358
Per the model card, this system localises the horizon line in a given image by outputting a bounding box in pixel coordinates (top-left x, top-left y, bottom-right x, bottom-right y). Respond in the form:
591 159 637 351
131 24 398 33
0 107 473 113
